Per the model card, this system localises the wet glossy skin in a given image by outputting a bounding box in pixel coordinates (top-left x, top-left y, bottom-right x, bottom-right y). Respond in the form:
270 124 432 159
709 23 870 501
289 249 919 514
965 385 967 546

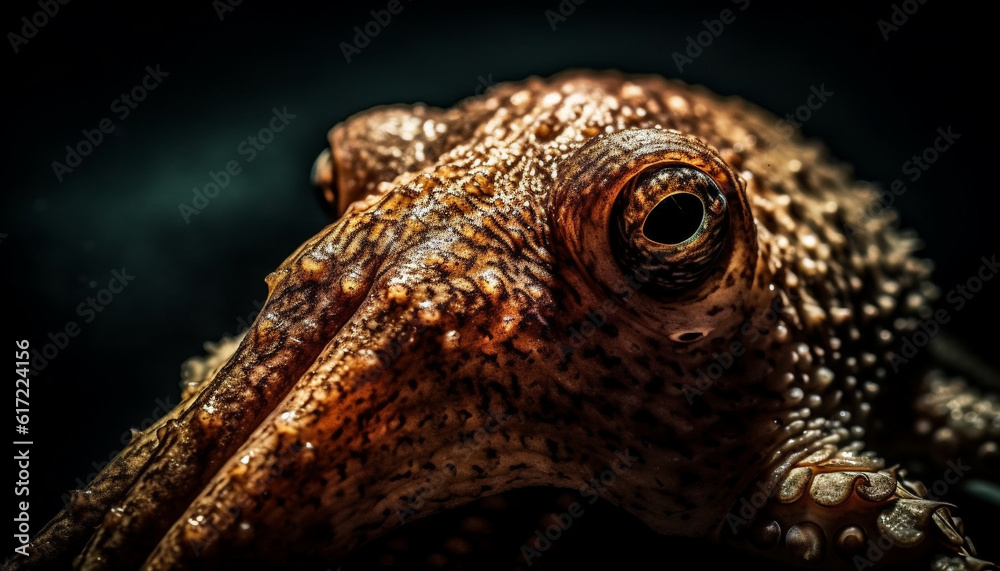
7 71 997 570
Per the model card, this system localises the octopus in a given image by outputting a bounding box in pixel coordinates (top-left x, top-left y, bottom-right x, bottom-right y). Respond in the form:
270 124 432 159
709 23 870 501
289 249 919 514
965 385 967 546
7 71 999 570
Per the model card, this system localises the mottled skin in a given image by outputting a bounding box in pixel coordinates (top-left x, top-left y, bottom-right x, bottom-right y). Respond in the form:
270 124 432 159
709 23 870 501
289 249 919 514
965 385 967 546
6 71 998 570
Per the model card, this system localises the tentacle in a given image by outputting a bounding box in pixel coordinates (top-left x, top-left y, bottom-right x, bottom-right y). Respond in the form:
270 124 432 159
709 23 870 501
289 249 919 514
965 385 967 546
3 395 195 569
5 198 407 570
179 332 246 400
3 333 247 569
913 370 1000 477
2 342 248 570
136 286 574 568
721 443 996 569
68 235 385 568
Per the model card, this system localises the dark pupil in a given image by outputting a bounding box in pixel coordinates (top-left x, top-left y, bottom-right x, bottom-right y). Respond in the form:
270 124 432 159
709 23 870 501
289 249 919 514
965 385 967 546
642 192 704 245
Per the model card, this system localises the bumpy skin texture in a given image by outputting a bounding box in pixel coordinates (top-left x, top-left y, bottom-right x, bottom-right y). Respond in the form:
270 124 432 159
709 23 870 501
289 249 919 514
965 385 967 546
6 71 997 570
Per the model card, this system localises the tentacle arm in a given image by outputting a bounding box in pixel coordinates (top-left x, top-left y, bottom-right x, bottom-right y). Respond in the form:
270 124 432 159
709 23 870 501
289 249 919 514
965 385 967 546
720 443 996 569
913 369 1000 477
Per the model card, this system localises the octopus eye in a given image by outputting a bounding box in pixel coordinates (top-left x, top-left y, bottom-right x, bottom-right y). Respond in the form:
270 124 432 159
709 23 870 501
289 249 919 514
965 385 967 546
610 165 729 294
551 128 752 309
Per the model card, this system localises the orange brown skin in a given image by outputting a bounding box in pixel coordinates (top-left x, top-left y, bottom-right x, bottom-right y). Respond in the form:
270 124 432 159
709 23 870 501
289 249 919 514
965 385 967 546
5 71 996 570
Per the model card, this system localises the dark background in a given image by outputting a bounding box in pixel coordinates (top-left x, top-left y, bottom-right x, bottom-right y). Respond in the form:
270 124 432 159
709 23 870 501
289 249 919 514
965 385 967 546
3 0 996 568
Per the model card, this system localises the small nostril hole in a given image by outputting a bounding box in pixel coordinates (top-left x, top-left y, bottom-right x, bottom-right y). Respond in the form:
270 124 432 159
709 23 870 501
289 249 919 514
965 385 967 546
642 193 704 245
672 331 704 342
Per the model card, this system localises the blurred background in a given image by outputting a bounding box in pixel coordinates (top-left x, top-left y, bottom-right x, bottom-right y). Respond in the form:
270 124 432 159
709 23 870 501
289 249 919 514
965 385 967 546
4 0 996 568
